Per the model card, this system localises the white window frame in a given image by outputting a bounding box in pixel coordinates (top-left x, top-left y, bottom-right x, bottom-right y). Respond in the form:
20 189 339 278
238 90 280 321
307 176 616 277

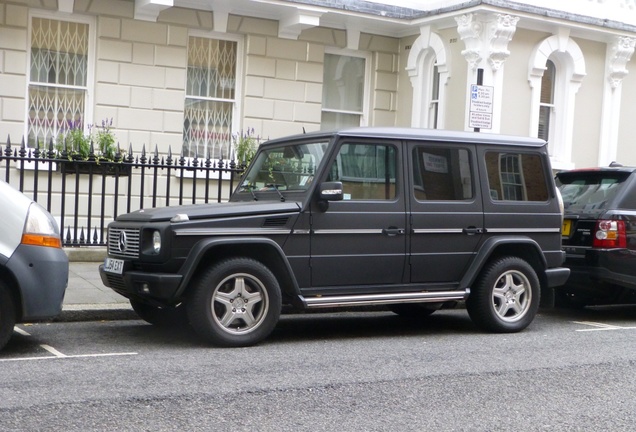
321 47 371 128
25 11 96 148
183 30 244 161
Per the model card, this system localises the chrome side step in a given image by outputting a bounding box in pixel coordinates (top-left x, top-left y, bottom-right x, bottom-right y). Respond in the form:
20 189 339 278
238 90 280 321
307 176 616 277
302 289 469 309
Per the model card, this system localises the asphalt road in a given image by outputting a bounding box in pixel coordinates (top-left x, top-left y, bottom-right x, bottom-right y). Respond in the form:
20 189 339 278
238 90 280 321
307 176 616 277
1 306 635 431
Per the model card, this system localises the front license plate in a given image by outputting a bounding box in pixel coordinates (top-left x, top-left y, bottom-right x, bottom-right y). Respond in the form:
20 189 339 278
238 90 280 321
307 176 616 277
562 219 572 236
103 257 125 274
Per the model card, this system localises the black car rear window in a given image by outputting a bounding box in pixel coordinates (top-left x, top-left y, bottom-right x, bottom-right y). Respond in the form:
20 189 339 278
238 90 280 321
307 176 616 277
556 171 630 211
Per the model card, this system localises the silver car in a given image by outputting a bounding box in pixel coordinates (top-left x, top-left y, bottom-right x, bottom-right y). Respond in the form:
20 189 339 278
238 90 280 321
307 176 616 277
0 180 68 351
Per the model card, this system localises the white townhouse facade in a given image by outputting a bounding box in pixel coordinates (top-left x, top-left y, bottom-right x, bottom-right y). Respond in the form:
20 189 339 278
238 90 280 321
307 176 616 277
1 0 636 172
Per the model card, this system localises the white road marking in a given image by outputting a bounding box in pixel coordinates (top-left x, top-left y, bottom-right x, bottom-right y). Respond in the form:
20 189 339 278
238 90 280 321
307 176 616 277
40 344 67 357
13 327 31 337
574 321 636 331
0 352 138 362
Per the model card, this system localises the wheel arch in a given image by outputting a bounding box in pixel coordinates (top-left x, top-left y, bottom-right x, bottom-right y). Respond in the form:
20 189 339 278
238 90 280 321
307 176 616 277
0 265 23 322
176 237 301 305
461 236 548 293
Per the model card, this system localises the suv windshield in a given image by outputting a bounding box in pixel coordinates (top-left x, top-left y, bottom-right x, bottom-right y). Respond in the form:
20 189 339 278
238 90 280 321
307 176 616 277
234 141 329 200
556 171 629 211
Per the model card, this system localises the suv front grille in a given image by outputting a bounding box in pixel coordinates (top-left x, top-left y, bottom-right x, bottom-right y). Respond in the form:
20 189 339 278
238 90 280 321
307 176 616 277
108 227 141 258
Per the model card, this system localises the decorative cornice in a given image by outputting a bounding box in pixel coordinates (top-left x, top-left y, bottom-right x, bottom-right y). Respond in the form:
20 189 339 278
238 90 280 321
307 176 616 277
455 12 518 71
488 14 519 70
455 14 484 70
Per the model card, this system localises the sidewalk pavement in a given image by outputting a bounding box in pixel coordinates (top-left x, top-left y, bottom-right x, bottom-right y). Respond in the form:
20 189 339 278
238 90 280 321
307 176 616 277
59 248 137 322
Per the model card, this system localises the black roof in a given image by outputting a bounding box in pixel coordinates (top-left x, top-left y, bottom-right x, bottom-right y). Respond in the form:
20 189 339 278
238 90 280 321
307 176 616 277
263 127 547 148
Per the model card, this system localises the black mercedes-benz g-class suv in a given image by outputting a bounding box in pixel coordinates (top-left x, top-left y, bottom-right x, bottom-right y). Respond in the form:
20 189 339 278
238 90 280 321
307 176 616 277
100 128 569 346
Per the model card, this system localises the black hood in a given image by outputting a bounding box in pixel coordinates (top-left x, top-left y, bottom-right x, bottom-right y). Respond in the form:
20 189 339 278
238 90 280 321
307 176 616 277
115 200 302 222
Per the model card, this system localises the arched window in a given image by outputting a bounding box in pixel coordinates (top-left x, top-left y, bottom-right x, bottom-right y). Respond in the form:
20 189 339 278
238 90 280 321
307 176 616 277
528 34 585 170
429 65 441 129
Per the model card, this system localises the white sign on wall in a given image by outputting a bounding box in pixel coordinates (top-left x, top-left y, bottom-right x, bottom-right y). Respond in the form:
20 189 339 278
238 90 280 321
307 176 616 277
469 84 494 130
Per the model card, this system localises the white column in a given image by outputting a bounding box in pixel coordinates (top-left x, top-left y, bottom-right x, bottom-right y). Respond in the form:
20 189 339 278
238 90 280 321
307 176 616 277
455 13 519 133
598 36 635 166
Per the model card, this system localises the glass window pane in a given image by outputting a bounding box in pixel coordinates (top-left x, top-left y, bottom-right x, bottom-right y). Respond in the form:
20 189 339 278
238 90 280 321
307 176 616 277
322 54 365 112
183 99 232 159
187 37 236 100
485 152 548 202
412 147 472 201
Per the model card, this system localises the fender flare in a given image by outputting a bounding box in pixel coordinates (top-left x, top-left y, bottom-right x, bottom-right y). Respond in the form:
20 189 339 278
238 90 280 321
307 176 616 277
460 236 547 289
175 237 301 299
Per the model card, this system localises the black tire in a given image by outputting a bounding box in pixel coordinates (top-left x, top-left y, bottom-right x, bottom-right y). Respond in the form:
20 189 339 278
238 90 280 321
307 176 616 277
130 300 188 327
466 257 540 333
0 281 16 351
389 303 440 319
186 258 282 347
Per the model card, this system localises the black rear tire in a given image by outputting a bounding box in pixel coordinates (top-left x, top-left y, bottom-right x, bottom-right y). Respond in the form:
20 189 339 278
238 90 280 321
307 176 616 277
466 257 540 333
389 303 440 319
0 281 16 351
187 258 281 347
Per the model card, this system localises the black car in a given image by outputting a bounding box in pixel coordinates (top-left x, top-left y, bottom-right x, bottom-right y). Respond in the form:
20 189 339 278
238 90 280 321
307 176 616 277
100 127 569 346
556 165 636 306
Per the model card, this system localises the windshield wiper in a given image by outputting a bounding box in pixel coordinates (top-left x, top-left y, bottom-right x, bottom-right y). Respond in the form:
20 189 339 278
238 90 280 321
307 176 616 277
271 184 285 202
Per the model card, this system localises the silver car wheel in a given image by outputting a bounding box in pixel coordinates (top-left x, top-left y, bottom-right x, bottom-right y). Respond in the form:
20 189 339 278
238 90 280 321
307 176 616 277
211 272 269 335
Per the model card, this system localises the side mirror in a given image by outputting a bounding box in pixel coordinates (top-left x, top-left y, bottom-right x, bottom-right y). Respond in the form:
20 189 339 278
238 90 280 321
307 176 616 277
319 181 343 201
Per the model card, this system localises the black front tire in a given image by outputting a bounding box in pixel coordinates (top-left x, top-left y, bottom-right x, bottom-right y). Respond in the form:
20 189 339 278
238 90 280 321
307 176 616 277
187 258 282 347
466 257 540 333
0 281 16 351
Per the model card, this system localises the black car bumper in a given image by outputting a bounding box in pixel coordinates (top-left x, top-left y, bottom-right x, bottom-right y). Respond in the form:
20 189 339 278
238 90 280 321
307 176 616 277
99 265 183 304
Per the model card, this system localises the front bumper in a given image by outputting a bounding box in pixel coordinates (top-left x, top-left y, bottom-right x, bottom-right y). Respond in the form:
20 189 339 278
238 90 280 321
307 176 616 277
99 264 183 305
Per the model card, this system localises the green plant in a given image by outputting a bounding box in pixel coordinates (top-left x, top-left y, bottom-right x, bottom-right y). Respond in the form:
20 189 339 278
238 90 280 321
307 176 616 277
56 118 120 161
233 128 259 166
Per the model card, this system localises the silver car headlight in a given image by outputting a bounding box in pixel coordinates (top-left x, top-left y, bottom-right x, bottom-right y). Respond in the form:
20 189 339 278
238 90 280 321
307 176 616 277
152 230 161 254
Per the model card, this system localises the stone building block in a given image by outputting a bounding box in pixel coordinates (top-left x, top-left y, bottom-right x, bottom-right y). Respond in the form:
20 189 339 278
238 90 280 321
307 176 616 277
262 119 317 140
245 76 265 97
274 101 294 122
167 25 188 47
0 74 25 98
98 17 121 39
305 83 323 103
263 79 305 102
131 87 153 109
87 0 133 19
99 39 133 62
120 63 165 88
296 62 323 83
360 34 399 53
122 19 167 45
165 68 186 90
96 83 131 107
132 43 154 65
375 71 398 92
233 16 277 37
158 7 200 27
244 97 274 119
266 38 308 61
0 28 27 50
307 43 325 63
155 45 186 68
95 60 120 84
276 60 297 80
247 35 267 56
4 50 26 74
93 106 117 125
197 10 214 30
372 109 396 127
118 107 163 132
161 111 184 134
2 98 25 122
246 56 276 77
293 102 321 123
374 90 392 111
6 4 28 27
376 52 396 73
154 89 184 111
301 27 344 47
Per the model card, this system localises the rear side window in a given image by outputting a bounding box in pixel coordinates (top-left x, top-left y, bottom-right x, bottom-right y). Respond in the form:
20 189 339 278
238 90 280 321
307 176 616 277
485 152 548 202
556 172 628 211
411 146 473 200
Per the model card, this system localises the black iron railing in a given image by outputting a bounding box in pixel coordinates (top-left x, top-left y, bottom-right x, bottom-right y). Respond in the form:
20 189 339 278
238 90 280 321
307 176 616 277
0 137 246 247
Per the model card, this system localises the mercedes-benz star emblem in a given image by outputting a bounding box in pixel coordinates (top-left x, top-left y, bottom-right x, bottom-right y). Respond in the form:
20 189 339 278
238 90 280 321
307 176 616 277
118 231 127 252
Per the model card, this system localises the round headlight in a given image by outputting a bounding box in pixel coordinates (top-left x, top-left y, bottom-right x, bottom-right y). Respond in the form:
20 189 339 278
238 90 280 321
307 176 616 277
152 231 161 254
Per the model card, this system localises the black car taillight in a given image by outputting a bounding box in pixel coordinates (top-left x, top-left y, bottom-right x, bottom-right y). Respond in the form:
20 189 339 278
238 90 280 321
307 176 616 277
592 220 626 248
